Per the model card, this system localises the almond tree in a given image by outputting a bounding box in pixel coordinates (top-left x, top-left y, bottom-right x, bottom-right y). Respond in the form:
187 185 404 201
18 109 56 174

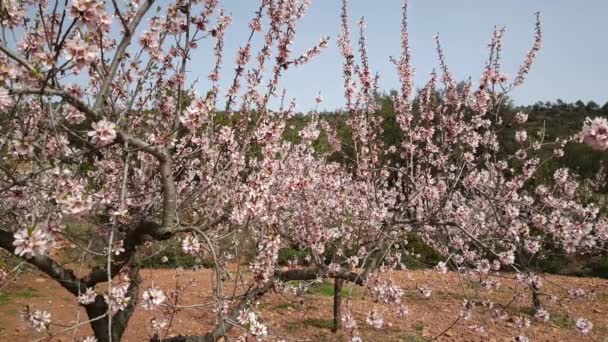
0 0 605 341
0 0 335 340
317 1 607 340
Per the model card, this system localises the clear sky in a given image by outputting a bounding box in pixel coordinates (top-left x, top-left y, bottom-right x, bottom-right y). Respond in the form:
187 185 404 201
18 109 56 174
187 0 608 112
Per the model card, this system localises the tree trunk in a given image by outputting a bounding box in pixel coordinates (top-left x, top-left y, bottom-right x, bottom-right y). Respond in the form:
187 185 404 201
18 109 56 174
531 285 542 312
332 278 343 332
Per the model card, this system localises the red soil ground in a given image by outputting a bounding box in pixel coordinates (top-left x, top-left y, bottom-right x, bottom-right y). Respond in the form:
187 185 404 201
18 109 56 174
1 268 606 341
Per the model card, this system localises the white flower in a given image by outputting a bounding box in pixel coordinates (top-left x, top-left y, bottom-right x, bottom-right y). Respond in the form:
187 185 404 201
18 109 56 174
82 336 97 342
104 286 131 314
161 256 169 263
13 228 48 258
237 310 268 337
250 320 268 337
59 194 93 215
582 117 608 151
397 305 410 318
142 286 166 310
417 285 432 298
182 235 201 255
87 119 117 146
460 299 474 320
23 309 51 332
151 318 168 332
366 309 384 329
434 261 448 274
78 288 97 305
534 308 550 322
515 130 527 143
342 312 358 329
113 240 125 256
499 250 515 265
13 134 36 156
63 105 86 124
514 112 528 124
179 98 210 131
575 318 593 335
0 88 13 111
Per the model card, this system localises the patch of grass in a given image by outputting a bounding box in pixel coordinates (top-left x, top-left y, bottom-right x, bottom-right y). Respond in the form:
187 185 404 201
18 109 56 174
302 318 334 330
309 281 360 298
0 293 10 306
284 321 299 332
403 334 427 342
551 312 574 328
274 302 298 310
400 324 429 342
0 287 41 306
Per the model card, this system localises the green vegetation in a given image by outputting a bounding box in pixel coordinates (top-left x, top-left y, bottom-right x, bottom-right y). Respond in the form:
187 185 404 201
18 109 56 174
403 334 428 342
301 318 335 330
139 239 214 269
0 287 40 306
274 302 299 310
277 247 312 266
309 280 360 298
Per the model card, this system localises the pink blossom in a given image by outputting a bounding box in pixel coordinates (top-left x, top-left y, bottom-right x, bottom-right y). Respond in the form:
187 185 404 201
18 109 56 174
13 134 35 156
434 261 448 274
251 235 281 284
88 120 117 146
64 33 99 72
141 286 166 310
534 308 550 322
60 194 93 216
151 318 168 332
46 134 70 157
514 112 528 124
366 309 384 329
342 311 358 330
13 228 48 258
460 299 474 320
0 88 13 110
179 98 210 131
63 105 86 124
182 235 201 255
78 288 97 305
417 285 432 298
237 310 267 337
22 308 51 332
575 318 593 335
104 286 131 314
581 117 608 151
70 0 109 30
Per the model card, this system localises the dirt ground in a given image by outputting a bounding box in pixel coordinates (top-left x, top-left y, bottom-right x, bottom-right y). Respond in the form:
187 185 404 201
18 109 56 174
1 268 607 341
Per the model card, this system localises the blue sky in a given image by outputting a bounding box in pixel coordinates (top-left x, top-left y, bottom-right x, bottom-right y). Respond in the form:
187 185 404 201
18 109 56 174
186 0 608 112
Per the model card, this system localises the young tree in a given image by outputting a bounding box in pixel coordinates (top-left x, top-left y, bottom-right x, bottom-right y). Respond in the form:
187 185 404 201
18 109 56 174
319 1 607 340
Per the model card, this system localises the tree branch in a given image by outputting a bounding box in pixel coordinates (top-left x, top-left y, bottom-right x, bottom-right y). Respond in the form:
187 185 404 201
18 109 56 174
0 229 87 296
94 0 155 111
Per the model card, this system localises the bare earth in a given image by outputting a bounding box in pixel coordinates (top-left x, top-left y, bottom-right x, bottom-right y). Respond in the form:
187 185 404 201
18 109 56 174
1 268 607 341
